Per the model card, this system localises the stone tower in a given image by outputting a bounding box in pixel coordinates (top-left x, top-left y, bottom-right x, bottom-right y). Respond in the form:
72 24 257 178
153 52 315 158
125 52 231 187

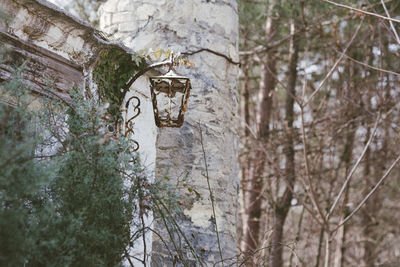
99 1 240 265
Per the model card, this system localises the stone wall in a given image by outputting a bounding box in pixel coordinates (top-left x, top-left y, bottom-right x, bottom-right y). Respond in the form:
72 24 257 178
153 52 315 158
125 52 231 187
99 1 240 265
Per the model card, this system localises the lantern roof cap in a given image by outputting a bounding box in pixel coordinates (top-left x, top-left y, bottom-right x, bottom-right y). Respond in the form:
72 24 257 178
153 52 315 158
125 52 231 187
150 69 189 80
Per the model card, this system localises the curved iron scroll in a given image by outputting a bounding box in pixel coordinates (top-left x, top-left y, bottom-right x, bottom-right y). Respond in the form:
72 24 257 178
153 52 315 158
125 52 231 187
124 95 140 152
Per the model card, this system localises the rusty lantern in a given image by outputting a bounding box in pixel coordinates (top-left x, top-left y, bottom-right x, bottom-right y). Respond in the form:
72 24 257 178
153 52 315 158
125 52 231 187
149 67 191 127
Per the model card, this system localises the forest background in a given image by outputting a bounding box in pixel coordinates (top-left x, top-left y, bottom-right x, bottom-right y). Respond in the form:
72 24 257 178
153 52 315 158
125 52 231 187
237 1 400 266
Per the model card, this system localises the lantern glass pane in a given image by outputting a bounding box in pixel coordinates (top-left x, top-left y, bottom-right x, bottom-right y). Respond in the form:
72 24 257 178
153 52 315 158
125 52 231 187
153 78 186 122
149 71 191 127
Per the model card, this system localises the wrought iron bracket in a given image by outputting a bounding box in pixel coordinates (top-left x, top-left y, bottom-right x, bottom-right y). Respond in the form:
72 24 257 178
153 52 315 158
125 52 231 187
124 95 140 152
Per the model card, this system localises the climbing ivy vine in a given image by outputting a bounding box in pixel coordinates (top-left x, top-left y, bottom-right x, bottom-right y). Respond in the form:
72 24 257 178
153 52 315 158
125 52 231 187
93 48 147 123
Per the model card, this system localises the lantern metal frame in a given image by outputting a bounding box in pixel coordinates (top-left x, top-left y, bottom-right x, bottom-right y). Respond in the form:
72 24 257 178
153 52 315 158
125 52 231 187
149 66 191 127
121 53 191 129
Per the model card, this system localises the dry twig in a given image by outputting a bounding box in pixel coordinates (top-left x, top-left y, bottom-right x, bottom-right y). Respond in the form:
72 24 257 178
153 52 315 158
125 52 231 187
380 0 400 45
333 154 400 232
326 112 381 220
321 0 400 24
303 20 364 107
300 106 329 226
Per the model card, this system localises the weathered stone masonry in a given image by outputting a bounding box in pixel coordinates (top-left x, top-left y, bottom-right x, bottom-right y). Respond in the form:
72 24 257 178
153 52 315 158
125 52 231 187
99 0 240 265
0 0 135 102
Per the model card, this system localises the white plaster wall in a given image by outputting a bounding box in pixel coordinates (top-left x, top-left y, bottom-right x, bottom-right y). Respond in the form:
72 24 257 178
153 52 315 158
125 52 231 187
123 76 157 170
122 76 157 266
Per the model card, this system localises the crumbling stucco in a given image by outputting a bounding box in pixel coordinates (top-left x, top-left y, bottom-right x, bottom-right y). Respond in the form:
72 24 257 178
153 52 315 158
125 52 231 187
0 0 139 100
1 0 95 64
99 0 240 266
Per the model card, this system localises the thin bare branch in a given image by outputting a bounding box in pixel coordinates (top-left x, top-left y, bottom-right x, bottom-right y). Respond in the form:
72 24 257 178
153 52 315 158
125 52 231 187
246 129 325 227
333 154 400 232
198 122 224 266
182 48 240 65
303 20 364 107
124 248 136 267
239 14 354 56
321 0 400 24
333 48 400 77
380 0 400 45
324 232 331 267
326 112 381 220
300 107 328 226
263 61 302 105
281 174 324 228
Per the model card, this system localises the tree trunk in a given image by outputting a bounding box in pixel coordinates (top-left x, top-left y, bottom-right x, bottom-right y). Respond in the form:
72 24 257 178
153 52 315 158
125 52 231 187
361 127 374 267
239 34 251 248
243 1 277 254
269 208 287 267
361 122 386 267
243 56 275 253
361 30 389 267
289 207 304 266
269 16 299 267
333 130 355 267
333 46 360 267
315 226 325 267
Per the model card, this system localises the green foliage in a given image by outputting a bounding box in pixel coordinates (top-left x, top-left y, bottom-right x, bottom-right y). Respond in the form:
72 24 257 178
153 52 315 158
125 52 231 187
93 48 146 123
43 90 132 266
0 68 144 265
0 67 56 266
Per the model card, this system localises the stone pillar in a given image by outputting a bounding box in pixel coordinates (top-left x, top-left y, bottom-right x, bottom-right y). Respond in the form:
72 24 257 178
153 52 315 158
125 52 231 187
99 1 240 265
